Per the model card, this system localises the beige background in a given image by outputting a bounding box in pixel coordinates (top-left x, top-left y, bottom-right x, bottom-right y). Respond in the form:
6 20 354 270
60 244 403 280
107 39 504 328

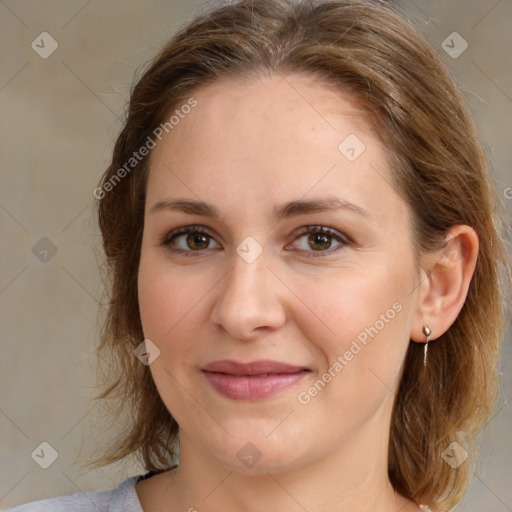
0 0 510 510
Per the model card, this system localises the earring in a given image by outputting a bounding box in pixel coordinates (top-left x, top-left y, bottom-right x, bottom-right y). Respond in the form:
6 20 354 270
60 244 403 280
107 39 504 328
422 324 431 366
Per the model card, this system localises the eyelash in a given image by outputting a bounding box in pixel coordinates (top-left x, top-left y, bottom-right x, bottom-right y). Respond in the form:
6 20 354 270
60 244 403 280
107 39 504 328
159 225 350 259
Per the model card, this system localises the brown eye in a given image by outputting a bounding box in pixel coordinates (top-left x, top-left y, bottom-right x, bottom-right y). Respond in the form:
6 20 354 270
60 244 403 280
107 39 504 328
186 232 210 250
308 232 332 251
289 225 349 258
161 226 221 255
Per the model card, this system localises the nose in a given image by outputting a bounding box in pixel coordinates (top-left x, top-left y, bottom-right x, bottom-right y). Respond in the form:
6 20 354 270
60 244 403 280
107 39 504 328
210 250 287 340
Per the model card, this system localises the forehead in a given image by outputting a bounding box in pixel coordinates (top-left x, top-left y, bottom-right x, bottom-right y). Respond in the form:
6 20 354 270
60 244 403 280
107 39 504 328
145 72 405 227
155 72 373 158
150 73 370 159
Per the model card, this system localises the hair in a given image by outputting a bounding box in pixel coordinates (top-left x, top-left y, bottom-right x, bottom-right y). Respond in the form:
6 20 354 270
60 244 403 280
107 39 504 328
91 0 511 510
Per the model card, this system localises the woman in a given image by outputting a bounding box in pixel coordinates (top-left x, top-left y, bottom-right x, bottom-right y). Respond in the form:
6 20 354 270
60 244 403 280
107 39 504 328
9 0 510 511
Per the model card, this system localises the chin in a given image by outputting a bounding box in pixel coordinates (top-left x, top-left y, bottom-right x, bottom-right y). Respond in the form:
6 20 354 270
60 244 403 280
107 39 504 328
215 445 309 476
198 421 316 475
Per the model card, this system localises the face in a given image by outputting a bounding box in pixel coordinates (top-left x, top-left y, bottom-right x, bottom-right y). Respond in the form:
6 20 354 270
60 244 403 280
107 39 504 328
138 73 420 474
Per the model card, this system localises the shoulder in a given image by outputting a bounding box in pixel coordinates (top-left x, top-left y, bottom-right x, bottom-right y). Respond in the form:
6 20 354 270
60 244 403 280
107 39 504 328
4 475 143 512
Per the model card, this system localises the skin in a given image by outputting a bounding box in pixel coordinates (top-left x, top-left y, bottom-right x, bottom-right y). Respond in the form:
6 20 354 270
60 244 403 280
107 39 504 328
136 72 479 512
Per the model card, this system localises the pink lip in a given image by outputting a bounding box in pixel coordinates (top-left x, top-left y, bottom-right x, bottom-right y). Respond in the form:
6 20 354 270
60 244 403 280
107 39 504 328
202 359 310 400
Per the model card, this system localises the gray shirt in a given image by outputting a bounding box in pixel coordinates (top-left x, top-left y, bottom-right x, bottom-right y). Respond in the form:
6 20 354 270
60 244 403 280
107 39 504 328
5 474 433 511
5 475 144 511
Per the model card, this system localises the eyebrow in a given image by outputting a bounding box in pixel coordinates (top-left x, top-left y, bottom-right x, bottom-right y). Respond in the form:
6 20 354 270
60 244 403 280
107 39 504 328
149 196 371 221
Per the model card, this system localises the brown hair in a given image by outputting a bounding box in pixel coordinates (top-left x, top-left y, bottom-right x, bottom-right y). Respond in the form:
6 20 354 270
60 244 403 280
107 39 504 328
91 1 511 509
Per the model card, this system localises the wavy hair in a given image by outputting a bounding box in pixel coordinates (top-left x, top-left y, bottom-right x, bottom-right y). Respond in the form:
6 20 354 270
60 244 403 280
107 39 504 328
90 1 511 510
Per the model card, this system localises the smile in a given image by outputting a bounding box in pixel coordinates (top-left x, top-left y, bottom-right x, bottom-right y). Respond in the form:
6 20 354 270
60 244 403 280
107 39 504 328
202 359 311 400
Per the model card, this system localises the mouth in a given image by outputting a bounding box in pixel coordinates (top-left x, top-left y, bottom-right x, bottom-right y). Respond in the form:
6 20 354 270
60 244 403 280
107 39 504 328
201 359 311 400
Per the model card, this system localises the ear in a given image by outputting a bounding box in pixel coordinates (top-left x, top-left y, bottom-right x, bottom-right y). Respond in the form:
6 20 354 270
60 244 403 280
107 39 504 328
410 225 479 343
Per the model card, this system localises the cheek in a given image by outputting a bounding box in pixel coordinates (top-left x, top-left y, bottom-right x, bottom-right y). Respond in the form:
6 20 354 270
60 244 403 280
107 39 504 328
291 262 413 381
291 278 411 429
138 264 170 341
137 255 207 416
138 251 209 342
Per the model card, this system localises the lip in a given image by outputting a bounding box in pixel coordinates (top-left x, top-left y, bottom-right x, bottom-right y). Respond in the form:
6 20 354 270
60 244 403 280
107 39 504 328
202 359 310 400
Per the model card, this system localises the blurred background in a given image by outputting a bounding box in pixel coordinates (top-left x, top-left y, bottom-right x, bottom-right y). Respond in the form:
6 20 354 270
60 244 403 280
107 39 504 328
0 0 510 510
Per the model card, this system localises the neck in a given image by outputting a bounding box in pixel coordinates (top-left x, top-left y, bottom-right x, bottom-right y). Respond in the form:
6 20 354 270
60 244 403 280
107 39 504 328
159 419 415 512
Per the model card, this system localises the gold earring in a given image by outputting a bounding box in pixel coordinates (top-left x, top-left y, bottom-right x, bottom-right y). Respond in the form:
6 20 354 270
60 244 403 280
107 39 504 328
422 324 431 366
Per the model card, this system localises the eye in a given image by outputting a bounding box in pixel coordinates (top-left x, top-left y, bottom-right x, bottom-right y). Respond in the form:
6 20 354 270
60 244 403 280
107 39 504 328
159 224 349 258
287 225 349 257
160 225 221 255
